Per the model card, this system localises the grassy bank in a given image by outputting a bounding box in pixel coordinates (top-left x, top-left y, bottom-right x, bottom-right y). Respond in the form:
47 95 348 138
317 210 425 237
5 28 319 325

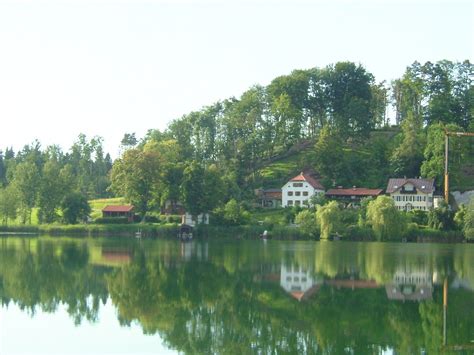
0 223 178 238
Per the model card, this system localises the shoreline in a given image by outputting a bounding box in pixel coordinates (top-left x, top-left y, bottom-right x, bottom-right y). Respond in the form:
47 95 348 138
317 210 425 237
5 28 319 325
0 224 468 243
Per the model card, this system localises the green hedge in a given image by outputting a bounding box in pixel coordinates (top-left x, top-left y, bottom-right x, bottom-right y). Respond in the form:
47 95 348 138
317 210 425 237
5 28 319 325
94 217 130 224
344 225 375 241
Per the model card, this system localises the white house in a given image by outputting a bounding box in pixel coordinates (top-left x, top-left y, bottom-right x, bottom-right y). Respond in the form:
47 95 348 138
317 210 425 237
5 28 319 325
280 263 322 301
282 172 325 208
386 178 435 211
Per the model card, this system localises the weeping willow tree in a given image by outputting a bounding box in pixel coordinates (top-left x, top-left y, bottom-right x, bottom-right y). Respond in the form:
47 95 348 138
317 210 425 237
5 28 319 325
366 196 407 241
316 201 341 239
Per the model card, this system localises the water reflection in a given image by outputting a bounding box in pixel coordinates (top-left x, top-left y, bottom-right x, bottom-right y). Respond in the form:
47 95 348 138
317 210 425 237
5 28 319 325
0 238 473 354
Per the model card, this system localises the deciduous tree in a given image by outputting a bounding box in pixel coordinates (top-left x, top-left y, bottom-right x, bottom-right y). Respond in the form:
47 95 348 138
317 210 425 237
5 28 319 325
110 146 164 221
366 196 406 240
61 192 91 224
0 185 19 225
316 201 341 239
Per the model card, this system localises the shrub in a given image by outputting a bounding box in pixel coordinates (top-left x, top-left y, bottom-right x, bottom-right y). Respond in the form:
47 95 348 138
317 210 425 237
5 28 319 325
166 215 182 224
407 210 428 226
95 217 130 224
143 215 161 223
427 201 455 230
295 210 318 237
345 225 374 241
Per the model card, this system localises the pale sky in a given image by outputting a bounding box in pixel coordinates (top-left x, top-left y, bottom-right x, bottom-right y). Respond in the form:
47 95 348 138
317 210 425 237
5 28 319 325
0 0 472 157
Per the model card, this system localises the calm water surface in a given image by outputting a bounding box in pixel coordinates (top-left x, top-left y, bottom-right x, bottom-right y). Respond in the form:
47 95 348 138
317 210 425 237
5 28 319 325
0 237 473 354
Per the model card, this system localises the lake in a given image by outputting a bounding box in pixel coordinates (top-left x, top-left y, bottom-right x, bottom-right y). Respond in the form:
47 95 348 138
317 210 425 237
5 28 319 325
0 237 473 354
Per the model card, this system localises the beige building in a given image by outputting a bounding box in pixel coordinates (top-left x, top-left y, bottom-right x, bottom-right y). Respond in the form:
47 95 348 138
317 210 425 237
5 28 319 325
386 178 435 211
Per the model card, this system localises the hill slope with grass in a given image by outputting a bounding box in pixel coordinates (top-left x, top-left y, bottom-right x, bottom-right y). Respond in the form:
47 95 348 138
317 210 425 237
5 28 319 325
253 128 400 191
252 127 473 195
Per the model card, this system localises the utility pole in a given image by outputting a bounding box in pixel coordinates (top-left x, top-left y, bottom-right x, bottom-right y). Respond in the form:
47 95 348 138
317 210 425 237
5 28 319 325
444 131 474 203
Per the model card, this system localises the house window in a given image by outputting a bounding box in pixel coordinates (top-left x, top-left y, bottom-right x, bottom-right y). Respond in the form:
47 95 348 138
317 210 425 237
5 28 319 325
303 200 308 205
295 201 301 206
288 191 293 196
288 200 293 205
293 183 303 187
303 191 308 196
295 191 301 196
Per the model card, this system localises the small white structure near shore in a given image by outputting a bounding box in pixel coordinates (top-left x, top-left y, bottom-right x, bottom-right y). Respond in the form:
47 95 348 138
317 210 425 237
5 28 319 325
181 212 209 227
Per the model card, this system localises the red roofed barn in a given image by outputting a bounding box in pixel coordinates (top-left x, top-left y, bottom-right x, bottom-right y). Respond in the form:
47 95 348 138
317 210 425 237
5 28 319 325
102 205 135 222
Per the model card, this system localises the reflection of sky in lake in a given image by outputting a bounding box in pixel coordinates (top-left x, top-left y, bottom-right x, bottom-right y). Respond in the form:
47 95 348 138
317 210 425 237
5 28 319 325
0 299 176 355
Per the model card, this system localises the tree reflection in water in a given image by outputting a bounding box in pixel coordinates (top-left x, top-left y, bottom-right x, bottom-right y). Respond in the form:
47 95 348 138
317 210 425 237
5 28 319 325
0 238 473 354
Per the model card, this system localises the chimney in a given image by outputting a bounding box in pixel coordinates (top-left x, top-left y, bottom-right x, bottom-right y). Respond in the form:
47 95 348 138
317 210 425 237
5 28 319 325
352 186 356 190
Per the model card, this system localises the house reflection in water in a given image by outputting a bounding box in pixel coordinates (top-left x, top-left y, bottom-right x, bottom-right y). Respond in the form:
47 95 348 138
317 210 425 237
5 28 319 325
180 242 209 262
263 261 447 303
91 247 132 267
280 264 322 301
385 268 433 301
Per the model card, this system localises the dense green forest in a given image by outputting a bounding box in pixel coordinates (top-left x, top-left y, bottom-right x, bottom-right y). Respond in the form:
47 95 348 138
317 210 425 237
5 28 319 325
0 60 473 231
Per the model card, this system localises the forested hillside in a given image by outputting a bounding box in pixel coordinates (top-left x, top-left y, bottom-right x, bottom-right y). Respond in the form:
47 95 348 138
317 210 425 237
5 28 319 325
0 60 473 224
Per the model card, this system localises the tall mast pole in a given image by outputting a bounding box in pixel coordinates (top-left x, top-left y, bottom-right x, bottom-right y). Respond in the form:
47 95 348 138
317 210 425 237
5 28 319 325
444 132 449 203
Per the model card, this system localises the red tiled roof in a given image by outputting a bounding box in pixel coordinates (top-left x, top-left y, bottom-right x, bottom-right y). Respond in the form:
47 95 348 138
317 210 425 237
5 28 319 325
289 173 324 190
326 188 383 197
386 178 435 194
102 205 134 212
290 291 305 301
101 251 131 263
289 285 321 302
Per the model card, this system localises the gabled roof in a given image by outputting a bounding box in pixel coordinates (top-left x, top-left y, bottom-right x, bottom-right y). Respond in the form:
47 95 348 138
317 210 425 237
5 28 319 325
102 205 134 213
326 187 383 197
386 178 435 194
287 172 324 190
289 285 321 302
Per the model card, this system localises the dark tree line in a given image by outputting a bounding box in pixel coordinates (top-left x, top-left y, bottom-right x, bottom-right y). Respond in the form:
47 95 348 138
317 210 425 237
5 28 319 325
1 60 472 224
0 135 112 224
117 60 472 211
